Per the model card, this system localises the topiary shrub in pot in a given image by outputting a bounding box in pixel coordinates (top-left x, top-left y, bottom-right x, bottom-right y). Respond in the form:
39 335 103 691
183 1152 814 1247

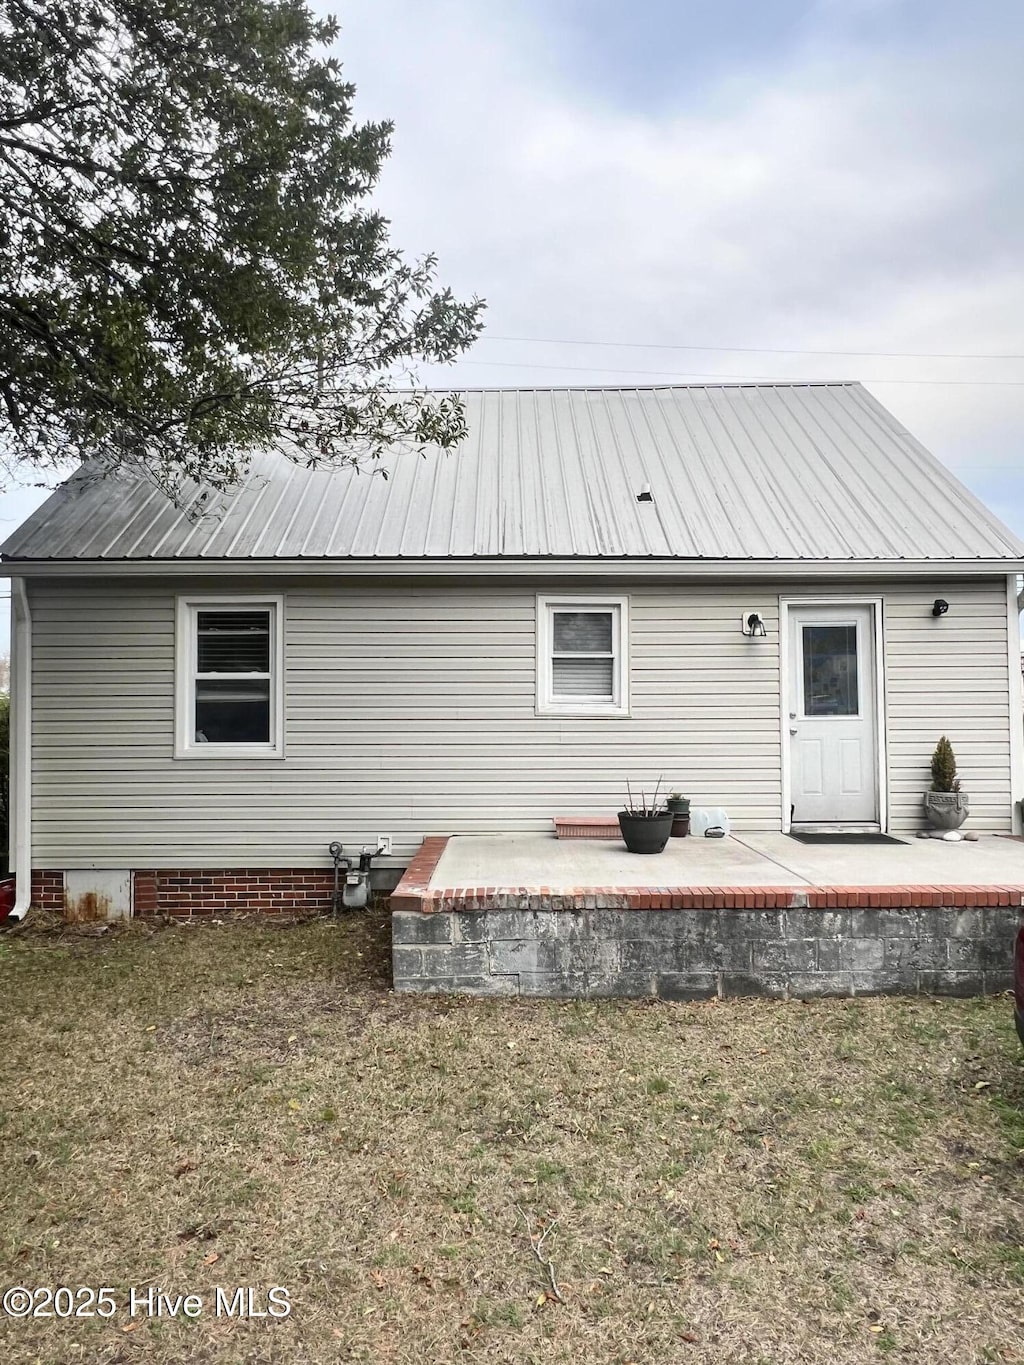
618 779 674 854
923 735 969 830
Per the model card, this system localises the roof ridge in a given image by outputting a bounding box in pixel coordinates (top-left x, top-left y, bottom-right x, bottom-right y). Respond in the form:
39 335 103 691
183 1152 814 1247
388 380 863 394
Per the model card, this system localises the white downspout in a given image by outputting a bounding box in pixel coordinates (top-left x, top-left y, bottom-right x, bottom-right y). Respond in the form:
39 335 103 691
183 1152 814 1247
8 577 31 921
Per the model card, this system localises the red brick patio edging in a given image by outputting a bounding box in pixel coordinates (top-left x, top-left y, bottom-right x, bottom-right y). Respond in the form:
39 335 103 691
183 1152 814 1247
389 841 1024 913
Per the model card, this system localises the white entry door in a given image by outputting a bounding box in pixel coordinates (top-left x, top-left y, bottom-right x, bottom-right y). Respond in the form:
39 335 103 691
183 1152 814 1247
788 604 879 827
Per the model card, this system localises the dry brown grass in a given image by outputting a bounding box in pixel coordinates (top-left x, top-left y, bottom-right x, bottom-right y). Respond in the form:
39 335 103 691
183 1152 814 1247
1 907 1023 1364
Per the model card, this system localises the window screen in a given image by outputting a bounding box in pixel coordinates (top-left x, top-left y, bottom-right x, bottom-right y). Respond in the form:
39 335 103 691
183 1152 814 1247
194 609 272 743
551 610 615 700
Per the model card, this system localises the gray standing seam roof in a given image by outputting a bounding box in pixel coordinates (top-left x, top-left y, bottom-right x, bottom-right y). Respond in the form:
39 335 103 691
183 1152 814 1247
3 383 1022 562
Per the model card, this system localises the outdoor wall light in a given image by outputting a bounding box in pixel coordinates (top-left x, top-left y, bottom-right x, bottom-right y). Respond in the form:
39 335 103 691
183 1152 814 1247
742 612 767 638
932 598 949 617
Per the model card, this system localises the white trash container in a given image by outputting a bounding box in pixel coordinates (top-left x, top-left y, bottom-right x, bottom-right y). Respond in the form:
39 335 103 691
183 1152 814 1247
689 807 731 837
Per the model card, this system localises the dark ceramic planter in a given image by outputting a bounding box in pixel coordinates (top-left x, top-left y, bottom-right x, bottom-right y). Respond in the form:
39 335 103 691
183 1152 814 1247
666 797 690 837
618 811 673 854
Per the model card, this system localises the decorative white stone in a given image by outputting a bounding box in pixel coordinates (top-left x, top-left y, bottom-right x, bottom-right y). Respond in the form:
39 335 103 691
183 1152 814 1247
942 830 963 842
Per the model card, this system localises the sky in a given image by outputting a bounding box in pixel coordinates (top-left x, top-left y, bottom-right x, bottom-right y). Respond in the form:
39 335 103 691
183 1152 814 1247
2 0 1023 640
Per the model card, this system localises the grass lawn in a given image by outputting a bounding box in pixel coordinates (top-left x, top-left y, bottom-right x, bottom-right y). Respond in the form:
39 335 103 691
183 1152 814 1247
1 908 1023 1365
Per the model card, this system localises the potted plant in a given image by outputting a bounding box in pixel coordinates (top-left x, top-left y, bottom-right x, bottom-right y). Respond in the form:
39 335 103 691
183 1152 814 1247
666 791 690 838
618 779 674 855
923 735 969 830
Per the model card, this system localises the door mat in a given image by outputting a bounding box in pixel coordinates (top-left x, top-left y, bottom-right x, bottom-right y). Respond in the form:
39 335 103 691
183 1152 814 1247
788 832 907 846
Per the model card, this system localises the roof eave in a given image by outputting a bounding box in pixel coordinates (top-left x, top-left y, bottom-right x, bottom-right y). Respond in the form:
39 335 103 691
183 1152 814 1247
3 556 1023 579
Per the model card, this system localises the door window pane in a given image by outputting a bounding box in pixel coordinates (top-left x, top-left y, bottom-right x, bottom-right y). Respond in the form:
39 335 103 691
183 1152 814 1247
802 625 859 716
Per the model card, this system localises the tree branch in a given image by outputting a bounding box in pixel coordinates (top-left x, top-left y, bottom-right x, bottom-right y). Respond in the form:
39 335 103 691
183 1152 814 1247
516 1207 565 1304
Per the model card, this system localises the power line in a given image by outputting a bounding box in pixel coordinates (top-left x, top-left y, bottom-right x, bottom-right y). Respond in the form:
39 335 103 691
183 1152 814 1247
456 358 1024 387
481 333 1024 362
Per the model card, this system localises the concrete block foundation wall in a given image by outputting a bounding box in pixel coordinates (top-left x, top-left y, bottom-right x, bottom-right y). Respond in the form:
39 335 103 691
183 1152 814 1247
392 904 1020 999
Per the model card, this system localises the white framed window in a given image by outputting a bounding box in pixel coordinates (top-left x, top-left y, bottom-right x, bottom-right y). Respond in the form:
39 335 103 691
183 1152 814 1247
536 595 629 716
175 596 284 758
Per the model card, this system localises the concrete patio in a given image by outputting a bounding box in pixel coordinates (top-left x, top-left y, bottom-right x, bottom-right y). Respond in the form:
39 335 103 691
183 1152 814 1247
392 831 1024 909
390 833 1024 999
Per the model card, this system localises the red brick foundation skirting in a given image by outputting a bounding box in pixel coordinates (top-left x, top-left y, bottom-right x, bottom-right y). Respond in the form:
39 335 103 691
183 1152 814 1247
136 869 336 917
31 870 64 912
30 868 337 918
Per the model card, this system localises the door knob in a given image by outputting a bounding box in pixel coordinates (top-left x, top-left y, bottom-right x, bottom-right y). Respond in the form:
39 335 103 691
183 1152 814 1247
789 726 798 734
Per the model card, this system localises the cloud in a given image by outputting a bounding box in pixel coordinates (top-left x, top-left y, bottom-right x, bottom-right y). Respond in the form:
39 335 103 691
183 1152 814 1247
324 0 1024 525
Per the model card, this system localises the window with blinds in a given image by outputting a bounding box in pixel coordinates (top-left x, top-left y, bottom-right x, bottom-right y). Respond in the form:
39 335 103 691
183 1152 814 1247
537 596 629 715
175 598 284 756
195 610 272 744
552 611 614 698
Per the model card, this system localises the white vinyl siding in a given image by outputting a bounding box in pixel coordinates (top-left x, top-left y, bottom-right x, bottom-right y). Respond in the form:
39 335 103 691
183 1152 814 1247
26 575 1014 866
882 583 1013 832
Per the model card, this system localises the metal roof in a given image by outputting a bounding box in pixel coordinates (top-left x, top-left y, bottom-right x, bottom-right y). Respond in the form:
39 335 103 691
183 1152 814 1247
4 382 1022 563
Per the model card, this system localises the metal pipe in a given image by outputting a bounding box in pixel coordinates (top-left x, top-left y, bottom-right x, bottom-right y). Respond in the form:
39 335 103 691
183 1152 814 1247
328 841 383 911
328 841 346 916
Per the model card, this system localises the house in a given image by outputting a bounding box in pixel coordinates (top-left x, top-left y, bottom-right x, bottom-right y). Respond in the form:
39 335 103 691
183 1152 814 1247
2 381 1023 926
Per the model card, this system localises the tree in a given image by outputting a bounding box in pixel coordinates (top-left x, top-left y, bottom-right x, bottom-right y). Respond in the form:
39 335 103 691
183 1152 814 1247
0 1 483 497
